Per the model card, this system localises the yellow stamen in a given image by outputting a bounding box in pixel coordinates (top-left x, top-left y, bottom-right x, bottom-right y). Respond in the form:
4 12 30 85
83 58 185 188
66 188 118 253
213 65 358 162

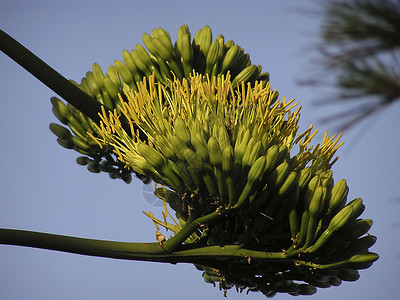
89 72 342 181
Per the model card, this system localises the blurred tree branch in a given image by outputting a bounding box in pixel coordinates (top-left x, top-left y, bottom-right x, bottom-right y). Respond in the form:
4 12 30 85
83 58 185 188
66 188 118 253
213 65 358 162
305 0 400 131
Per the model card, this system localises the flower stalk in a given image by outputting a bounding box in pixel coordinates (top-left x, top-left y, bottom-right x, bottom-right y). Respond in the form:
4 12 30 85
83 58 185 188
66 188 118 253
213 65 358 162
0 228 287 263
0 29 102 123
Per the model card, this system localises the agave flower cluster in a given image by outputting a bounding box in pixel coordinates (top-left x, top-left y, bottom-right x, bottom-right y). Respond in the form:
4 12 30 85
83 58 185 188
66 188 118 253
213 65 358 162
89 72 377 297
0 24 378 298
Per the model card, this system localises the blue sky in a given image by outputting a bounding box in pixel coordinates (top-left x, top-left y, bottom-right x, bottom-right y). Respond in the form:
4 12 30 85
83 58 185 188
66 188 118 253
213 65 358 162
1 0 399 299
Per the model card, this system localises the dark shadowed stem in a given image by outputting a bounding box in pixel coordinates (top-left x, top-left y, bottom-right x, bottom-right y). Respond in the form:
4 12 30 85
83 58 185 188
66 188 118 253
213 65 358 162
0 29 102 123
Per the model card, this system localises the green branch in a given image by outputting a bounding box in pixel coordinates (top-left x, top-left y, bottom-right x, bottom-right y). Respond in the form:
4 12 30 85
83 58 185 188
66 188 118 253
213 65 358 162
0 228 286 264
0 29 102 123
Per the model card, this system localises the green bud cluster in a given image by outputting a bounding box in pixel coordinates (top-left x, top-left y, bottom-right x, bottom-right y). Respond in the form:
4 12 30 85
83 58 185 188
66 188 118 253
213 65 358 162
50 25 269 182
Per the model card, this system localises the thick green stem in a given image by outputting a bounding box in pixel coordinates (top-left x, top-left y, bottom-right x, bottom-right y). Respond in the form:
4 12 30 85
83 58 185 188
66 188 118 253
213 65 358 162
0 228 164 260
0 228 287 264
0 29 102 123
